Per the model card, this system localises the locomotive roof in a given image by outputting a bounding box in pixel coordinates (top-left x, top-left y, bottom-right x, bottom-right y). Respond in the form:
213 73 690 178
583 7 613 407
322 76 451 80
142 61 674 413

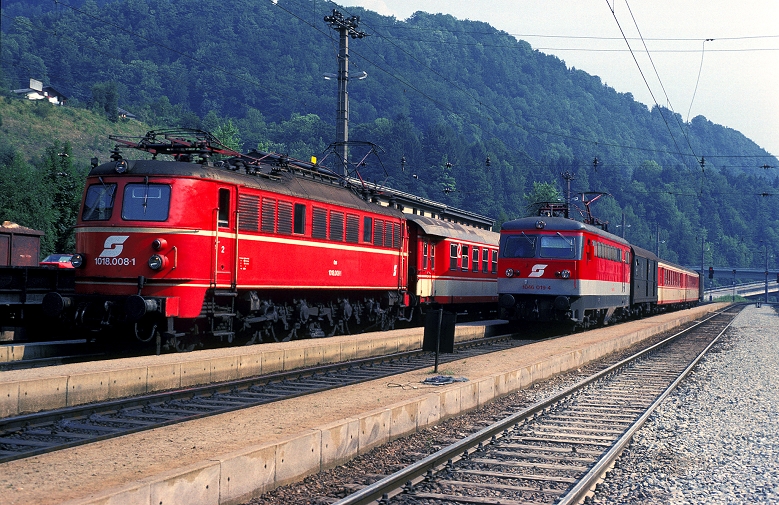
407 214 499 245
501 216 630 246
89 158 404 219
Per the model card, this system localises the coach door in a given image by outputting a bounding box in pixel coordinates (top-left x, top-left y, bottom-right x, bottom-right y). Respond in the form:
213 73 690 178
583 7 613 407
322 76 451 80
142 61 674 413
619 249 633 295
213 187 237 289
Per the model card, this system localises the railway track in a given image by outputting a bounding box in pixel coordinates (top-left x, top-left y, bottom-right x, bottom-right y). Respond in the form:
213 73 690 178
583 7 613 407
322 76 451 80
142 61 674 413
0 333 526 464
331 306 742 505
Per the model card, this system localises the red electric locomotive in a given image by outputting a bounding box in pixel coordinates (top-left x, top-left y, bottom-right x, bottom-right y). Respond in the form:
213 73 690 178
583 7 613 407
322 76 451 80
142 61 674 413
42 130 499 349
498 216 632 328
497 210 700 330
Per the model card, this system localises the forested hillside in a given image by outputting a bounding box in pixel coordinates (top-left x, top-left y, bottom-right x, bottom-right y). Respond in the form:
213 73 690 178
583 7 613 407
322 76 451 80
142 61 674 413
1 0 778 272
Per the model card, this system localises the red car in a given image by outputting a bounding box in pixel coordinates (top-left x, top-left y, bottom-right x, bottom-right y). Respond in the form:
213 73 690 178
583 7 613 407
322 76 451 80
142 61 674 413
39 253 75 269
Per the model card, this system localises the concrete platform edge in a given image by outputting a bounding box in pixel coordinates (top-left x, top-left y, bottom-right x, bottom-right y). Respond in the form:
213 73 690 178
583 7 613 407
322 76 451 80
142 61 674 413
0 322 500 417
57 304 726 505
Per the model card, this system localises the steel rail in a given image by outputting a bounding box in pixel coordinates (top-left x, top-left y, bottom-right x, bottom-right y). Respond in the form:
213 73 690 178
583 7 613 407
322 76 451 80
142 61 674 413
556 308 737 504
331 307 741 505
0 333 518 463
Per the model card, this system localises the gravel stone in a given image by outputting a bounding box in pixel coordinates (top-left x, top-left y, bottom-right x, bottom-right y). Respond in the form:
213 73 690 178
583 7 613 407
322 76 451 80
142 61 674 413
590 304 779 505
243 317 710 504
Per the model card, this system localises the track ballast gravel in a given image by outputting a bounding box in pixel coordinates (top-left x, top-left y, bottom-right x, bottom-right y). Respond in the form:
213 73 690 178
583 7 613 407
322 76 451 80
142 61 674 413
244 315 712 505
589 304 779 504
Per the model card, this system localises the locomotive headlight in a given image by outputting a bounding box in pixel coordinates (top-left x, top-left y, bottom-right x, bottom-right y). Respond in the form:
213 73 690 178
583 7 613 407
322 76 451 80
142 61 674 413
148 254 167 270
114 159 128 173
560 269 571 279
70 253 85 268
152 238 167 251
505 268 514 278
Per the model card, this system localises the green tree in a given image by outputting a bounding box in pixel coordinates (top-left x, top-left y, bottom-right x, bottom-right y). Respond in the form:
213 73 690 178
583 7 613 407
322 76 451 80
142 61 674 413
40 142 86 253
524 181 562 217
213 119 241 153
91 81 119 122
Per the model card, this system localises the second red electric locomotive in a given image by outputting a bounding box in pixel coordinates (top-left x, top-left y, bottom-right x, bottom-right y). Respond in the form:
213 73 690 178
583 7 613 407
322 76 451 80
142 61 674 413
497 214 700 329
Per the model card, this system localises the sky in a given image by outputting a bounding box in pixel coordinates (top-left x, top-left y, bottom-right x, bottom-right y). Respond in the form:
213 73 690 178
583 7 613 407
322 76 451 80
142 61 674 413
338 0 779 160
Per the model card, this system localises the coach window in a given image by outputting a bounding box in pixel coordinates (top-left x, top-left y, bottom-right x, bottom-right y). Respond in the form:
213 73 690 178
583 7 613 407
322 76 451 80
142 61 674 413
430 242 436 270
450 243 458 270
122 183 172 222
82 183 117 221
491 249 498 273
462 245 469 271
363 217 373 243
482 248 489 273
422 241 429 270
293 203 306 234
472 246 480 272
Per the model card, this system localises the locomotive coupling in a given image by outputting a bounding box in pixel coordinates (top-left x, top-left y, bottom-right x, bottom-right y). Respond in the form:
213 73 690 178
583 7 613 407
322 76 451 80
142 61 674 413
499 294 516 308
42 292 73 317
126 295 161 320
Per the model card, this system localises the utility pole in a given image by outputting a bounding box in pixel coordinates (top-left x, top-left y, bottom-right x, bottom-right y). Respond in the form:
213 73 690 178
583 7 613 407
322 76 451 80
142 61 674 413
324 9 367 176
765 243 769 304
561 171 574 218
700 231 705 302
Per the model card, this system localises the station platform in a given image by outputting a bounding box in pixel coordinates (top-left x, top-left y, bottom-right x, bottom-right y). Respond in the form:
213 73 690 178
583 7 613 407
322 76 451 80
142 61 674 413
0 305 727 505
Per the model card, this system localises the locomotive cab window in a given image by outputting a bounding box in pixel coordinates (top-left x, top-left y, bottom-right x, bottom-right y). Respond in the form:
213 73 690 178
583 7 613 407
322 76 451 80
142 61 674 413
539 235 578 259
82 183 117 221
217 188 230 227
503 234 536 258
122 183 171 221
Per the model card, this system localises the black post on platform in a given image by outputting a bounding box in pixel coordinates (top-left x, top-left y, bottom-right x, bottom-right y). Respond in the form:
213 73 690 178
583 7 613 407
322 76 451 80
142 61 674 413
434 307 442 373
424 308 456 370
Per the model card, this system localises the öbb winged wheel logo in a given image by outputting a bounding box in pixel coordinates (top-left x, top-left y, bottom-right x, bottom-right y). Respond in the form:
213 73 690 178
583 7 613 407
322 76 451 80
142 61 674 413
99 236 130 258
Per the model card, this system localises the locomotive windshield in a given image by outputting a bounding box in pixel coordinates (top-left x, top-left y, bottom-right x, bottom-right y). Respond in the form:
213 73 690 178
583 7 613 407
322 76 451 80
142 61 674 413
503 234 537 258
539 234 580 259
82 182 117 221
502 233 582 259
122 183 171 221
